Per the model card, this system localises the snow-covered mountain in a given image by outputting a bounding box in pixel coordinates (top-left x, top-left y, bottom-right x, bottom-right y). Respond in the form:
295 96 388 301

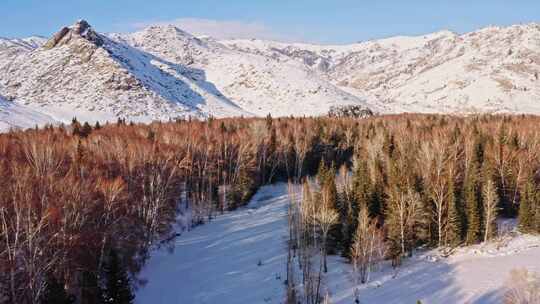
222 23 540 114
0 20 252 128
0 95 57 131
0 20 368 131
2 20 540 131
109 26 367 117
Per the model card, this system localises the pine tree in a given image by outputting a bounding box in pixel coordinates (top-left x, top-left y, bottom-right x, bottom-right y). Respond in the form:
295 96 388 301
518 178 535 233
80 271 103 304
446 174 463 247
72 123 82 137
81 122 93 138
317 159 330 186
322 166 342 254
352 160 373 215
41 274 75 304
342 160 371 257
465 170 481 245
482 178 499 242
103 250 134 304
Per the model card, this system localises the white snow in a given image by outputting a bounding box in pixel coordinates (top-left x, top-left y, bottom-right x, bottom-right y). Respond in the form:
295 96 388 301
135 184 290 304
136 183 540 304
0 96 57 132
3 22 540 129
324 223 540 304
223 23 540 115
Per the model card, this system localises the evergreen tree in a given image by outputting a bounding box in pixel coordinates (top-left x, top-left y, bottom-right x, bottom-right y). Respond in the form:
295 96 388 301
103 250 134 304
72 123 82 137
518 178 535 233
342 160 371 257
81 122 93 138
465 170 482 245
227 168 256 210
482 178 499 242
81 271 103 304
321 165 342 254
446 174 463 247
41 274 75 304
265 113 273 130
353 160 373 215
317 159 331 186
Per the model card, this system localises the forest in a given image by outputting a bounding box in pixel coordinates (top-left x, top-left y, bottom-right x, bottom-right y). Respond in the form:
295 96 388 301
1 114 540 304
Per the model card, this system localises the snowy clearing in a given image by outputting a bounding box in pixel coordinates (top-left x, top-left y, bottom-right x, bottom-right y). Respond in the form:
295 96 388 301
326 230 540 304
135 183 290 304
136 183 540 304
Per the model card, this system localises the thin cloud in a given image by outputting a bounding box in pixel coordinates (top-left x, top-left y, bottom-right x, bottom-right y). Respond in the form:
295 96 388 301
129 18 303 42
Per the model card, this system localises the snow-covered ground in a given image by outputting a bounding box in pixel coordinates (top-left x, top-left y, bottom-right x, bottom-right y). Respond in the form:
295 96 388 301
326 226 540 304
136 184 540 304
135 184 290 304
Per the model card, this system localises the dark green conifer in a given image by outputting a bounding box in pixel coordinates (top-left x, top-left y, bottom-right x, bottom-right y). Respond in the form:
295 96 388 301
518 178 535 233
103 250 134 304
41 273 75 304
446 174 463 247
81 122 93 138
465 169 481 245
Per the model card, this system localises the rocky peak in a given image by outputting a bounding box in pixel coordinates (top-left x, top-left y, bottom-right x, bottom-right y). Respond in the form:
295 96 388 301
43 19 104 49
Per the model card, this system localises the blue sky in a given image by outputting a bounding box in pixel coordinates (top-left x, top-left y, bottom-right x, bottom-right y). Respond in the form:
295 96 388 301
1 0 539 43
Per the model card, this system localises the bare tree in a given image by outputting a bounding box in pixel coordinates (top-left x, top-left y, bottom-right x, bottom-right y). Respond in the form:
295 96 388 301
504 269 540 304
351 207 386 285
387 186 422 258
312 188 339 274
419 139 450 247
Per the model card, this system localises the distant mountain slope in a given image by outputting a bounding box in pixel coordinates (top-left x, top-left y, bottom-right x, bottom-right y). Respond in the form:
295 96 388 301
222 23 540 114
0 95 57 132
0 20 369 130
110 26 368 117
2 21 540 130
0 20 249 126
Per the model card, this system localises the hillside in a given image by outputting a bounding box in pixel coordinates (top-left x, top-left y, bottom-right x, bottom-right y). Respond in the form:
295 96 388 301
0 20 250 128
0 20 369 131
2 21 540 130
0 95 56 131
223 23 540 114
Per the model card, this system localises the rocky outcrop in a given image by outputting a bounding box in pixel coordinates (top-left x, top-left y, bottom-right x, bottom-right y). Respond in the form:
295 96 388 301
43 20 103 49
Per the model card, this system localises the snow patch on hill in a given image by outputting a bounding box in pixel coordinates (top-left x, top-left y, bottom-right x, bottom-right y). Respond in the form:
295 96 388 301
0 95 57 131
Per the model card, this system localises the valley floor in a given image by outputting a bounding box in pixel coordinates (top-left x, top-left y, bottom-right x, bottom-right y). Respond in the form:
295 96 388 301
326 232 540 304
135 184 290 304
136 184 540 304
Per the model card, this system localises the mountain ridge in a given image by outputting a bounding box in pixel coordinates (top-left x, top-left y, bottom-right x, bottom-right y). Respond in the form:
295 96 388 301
1 20 540 131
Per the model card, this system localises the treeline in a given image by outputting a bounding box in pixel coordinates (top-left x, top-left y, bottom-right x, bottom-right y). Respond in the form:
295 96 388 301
317 116 538 253
2 114 540 303
283 114 540 303
0 115 352 304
